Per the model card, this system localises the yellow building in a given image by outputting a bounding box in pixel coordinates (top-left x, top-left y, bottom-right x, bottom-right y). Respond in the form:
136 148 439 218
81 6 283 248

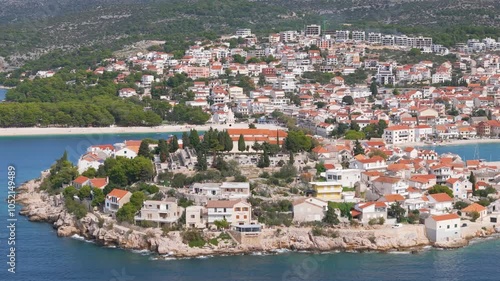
310 182 343 201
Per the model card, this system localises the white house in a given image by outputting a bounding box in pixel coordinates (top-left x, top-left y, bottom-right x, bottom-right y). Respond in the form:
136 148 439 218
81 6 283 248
134 199 184 226
292 197 328 222
185 206 208 229
325 169 362 188
352 201 388 224
426 193 453 213
206 199 252 225
425 213 461 243
104 189 132 213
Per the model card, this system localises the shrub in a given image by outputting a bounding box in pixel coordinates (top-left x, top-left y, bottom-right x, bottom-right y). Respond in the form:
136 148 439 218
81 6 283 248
65 198 88 219
208 238 219 246
98 217 105 228
350 220 360 227
378 217 385 225
138 221 157 228
312 226 325 236
368 218 378 226
182 230 205 248
470 211 480 222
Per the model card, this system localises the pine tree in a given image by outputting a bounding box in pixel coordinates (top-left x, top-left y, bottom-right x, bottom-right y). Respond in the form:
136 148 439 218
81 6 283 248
170 135 179 152
289 151 294 164
353 140 365 156
182 132 190 149
224 130 233 151
196 151 207 171
189 129 200 150
370 80 378 96
138 140 150 158
238 134 246 152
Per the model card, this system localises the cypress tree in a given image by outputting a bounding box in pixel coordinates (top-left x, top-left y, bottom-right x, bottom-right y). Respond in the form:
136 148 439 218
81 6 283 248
182 132 190 149
238 134 246 152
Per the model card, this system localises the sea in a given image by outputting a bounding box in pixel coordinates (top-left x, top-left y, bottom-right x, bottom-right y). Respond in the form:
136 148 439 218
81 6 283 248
0 132 500 280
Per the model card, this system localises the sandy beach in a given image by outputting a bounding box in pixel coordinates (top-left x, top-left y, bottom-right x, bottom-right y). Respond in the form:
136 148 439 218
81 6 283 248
0 123 285 137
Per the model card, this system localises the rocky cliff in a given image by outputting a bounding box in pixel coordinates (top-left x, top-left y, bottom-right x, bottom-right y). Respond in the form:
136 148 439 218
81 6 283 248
16 177 498 259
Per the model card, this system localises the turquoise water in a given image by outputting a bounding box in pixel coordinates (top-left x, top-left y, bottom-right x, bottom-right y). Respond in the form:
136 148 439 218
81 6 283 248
0 88 6 101
422 142 500 161
1 135 500 280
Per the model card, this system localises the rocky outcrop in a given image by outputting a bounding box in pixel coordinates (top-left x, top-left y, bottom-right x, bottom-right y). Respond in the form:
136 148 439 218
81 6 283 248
16 177 499 259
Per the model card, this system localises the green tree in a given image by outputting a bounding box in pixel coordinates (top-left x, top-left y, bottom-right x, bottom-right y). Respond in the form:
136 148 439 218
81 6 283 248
170 135 179 152
78 185 92 200
470 211 480 222
196 151 208 171
284 130 312 152
248 123 256 129
257 149 270 168
368 149 388 160
130 191 146 210
389 202 406 222
116 202 137 223
182 132 190 149
428 184 453 198
353 140 365 156
469 171 476 193
342 95 354 105
81 167 96 178
172 173 188 188
91 188 105 207
370 80 378 96
323 207 340 225
238 134 246 152
345 130 365 140
189 129 200 150
63 186 78 199
214 218 230 230
138 140 151 158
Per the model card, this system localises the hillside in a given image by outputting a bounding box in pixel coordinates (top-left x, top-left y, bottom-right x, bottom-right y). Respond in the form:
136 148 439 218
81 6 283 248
0 0 499 69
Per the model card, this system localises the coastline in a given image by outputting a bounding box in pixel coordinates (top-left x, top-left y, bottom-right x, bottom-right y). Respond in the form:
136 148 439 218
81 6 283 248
0 123 284 137
394 138 500 148
16 176 500 260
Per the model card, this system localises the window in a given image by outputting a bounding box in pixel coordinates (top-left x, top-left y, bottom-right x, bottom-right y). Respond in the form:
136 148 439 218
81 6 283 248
235 207 241 211
455 224 457 228
447 225 450 229
236 215 240 219
244 215 247 219
191 215 195 219
242 207 249 211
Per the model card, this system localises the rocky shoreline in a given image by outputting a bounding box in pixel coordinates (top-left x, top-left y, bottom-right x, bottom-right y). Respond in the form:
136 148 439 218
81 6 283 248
16 177 500 259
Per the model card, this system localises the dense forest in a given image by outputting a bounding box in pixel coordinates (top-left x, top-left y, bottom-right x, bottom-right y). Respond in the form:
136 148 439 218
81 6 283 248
0 69 210 127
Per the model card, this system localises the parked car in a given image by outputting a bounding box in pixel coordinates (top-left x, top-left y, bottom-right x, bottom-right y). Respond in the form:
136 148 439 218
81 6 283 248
462 223 468 227
392 223 402 228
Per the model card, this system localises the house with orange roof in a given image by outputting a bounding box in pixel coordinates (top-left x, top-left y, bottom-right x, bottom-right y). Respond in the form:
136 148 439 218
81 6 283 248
72 176 90 189
352 201 388 224
114 140 140 159
105 189 132 213
425 213 461 242
461 203 488 220
409 174 437 190
350 156 387 171
371 176 409 198
426 193 453 213
445 178 472 199
89 177 109 190
226 128 287 152
378 194 405 205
